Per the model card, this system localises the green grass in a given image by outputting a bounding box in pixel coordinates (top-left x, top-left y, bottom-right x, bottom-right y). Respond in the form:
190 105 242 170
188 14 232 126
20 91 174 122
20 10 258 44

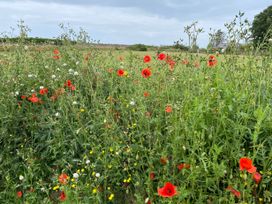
0 45 271 204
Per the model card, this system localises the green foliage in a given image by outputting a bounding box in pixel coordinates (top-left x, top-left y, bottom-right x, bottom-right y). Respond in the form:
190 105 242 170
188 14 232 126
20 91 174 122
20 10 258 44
184 21 204 51
158 45 189 53
208 29 226 52
127 44 148 51
252 6 272 46
0 33 272 204
0 37 64 45
173 39 189 51
224 11 252 54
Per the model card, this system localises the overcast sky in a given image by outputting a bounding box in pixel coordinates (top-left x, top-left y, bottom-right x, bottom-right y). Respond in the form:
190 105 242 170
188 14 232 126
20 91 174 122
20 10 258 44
0 0 271 47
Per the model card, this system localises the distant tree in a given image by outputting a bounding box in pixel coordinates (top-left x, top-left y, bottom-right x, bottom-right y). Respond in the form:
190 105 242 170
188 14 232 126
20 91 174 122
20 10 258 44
184 21 204 51
224 11 252 53
191 22 204 51
208 29 226 49
173 38 189 51
184 25 193 48
127 44 147 51
252 5 272 46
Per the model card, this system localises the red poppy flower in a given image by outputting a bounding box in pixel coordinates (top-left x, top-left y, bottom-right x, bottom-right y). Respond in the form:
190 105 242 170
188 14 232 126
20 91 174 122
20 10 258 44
53 55 60 60
160 157 168 165
64 80 76 91
53 49 60 55
194 61 200 68
28 94 40 103
157 53 166 60
226 186 240 198
165 55 172 62
59 191 66 201
207 55 217 67
70 85 76 91
158 182 177 198
21 95 27 100
84 52 91 61
253 172 262 184
168 60 176 71
239 157 256 174
149 172 155 180
177 163 190 171
64 80 72 87
144 55 151 63
39 88 48 95
141 68 151 78
17 191 23 198
182 59 189 65
165 105 172 113
164 55 175 70
144 91 150 97
117 69 125 77
58 173 69 185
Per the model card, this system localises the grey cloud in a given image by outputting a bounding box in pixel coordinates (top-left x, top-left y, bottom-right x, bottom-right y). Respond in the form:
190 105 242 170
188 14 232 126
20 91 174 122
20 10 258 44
0 0 271 47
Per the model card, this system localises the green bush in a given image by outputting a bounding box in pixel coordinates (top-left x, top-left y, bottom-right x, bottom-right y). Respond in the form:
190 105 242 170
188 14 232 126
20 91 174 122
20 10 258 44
127 44 147 51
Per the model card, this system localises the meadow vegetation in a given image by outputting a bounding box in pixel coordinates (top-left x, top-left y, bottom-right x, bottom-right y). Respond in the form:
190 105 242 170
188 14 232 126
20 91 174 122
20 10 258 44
0 9 272 204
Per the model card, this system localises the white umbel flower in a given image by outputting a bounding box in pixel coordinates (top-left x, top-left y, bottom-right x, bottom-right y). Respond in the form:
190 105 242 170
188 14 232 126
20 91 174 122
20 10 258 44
129 100 135 106
19 175 24 181
73 173 79 179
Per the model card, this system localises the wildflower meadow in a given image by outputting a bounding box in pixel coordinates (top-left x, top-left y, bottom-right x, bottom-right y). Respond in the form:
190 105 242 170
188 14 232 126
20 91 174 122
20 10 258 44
0 6 272 204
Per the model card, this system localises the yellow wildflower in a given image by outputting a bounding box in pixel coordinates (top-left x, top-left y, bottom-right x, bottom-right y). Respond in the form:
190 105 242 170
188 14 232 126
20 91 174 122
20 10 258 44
108 193 114 201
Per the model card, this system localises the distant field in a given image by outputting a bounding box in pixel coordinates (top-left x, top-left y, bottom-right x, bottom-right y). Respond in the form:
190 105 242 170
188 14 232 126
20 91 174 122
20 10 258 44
0 44 271 203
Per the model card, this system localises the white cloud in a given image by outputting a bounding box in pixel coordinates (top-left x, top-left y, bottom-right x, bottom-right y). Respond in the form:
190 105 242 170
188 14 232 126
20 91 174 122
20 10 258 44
0 0 270 47
0 0 184 45
162 0 200 9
